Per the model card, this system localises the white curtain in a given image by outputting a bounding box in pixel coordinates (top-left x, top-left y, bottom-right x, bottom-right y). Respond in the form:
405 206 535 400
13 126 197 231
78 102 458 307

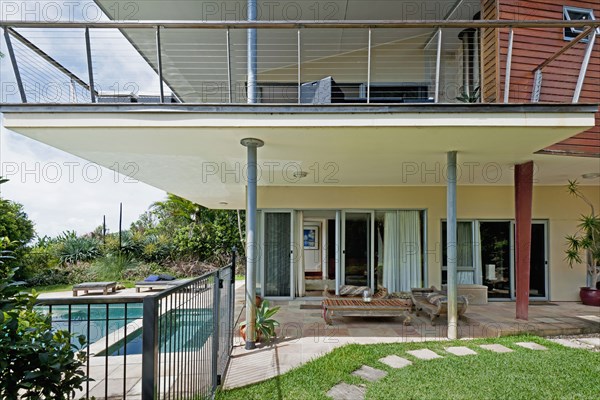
457 221 475 284
383 211 422 292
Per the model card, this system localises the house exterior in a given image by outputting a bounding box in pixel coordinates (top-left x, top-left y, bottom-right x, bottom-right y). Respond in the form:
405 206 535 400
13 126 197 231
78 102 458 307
1 1 598 336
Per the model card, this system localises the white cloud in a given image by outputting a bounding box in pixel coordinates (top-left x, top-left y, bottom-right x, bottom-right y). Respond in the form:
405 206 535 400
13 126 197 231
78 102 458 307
0 126 165 237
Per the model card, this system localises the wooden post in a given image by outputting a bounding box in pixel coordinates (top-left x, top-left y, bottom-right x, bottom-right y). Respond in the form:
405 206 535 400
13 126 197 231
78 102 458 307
515 161 533 320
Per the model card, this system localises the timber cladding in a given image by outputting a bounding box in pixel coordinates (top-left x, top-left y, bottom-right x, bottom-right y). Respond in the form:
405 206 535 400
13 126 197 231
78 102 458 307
481 0 599 157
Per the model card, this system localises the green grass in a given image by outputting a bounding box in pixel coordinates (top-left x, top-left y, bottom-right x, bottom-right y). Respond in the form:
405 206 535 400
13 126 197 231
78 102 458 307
31 281 135 293
217 335 600 400
235 275 245 281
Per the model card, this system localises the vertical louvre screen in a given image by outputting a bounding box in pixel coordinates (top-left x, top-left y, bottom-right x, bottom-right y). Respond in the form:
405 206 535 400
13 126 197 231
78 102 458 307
264 213 291 297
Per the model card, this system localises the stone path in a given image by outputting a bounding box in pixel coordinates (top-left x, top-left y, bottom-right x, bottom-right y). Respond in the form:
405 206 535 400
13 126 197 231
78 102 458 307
326 339 596 400
549 336 600 351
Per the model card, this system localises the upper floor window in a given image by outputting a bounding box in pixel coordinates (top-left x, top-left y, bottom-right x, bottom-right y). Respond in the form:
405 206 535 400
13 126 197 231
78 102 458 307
563 6 597 41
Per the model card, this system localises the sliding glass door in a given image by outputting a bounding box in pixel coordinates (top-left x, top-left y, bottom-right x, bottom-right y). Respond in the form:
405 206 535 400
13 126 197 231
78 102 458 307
342 211 374 290
262 212 293 298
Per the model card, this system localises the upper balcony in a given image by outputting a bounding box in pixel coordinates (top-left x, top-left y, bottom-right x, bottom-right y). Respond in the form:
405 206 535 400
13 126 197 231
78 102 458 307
0 2 598 109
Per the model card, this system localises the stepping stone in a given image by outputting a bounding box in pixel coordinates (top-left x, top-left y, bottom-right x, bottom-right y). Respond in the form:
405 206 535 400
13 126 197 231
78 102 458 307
445 346 477 356
406 349 442 360
515 342 547 351
379 355 412 369
578 338 600 347
351 365 387 382
549 339 592 349
479 344 513 353
327 382 366 400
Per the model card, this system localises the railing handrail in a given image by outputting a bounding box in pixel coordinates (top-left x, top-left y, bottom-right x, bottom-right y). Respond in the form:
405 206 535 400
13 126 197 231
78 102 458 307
1 19 600 29
145 263 234 301
34 264 233 305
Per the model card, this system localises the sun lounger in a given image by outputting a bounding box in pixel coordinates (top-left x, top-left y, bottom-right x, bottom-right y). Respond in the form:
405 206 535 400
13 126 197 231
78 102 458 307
411 287 468 325
134 279 191 292
73 281 117 296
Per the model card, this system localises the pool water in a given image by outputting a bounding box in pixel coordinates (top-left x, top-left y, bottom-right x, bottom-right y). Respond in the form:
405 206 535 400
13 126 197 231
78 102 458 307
41 303 144 347
106 308 213 356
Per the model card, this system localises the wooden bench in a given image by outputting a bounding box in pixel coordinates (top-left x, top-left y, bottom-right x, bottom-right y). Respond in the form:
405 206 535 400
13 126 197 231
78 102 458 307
135 279 192 292
72 281 117 296
322 298 413 326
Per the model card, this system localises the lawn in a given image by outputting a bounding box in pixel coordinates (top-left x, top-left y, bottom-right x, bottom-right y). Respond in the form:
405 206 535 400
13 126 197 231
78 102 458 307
31 281 135 293
217 335 600 400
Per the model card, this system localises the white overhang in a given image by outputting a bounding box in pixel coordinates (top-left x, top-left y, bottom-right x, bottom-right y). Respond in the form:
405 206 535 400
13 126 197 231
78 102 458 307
1 104 597 209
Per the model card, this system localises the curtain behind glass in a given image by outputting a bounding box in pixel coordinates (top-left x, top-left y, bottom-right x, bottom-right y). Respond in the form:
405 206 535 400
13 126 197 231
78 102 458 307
264 213 291 296
383 211 422 292
457 221 474 284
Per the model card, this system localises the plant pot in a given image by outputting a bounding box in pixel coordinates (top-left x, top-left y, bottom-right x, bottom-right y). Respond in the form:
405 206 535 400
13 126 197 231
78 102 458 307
579 287 600 307
239 325 260 342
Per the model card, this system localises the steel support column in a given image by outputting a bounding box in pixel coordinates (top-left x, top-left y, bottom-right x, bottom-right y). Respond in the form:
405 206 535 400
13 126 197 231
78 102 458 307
515 161 533 320
446 151 458 339
241 137 264 350
247 0 258 103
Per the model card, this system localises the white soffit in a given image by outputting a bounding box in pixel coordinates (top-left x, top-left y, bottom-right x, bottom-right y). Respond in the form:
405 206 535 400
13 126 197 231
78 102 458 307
2 110 595 209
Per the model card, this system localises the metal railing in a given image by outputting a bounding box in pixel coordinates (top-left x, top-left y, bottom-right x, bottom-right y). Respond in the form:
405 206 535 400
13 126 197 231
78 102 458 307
1 20 599 105
35 252 236 400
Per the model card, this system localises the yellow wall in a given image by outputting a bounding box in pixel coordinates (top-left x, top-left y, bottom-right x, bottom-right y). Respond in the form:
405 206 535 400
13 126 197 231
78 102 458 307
257 185 600 301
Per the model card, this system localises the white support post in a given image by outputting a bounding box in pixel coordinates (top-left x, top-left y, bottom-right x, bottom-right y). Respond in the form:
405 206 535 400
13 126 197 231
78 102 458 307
504 28 514 104
435 29 442 103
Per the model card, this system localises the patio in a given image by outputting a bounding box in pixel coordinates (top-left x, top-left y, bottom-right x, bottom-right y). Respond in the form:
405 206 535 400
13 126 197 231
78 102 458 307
225 286 600 389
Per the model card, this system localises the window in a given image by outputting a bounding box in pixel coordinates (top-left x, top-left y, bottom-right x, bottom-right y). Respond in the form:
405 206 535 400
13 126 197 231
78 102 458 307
563 6 597 41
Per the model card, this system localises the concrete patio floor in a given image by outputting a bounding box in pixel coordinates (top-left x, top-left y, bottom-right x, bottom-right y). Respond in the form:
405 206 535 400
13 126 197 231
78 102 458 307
224 289 600 389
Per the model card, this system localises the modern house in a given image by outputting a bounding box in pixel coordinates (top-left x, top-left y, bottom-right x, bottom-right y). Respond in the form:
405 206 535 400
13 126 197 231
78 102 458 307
1 0 599 343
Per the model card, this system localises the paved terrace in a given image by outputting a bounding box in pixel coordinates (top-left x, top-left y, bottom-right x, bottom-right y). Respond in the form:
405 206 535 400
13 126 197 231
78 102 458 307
225 287 600 389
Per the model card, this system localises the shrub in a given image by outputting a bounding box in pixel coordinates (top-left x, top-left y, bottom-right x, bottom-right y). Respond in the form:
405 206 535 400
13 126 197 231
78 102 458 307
56 234 101 265
92 254 139 281
0 262 88 399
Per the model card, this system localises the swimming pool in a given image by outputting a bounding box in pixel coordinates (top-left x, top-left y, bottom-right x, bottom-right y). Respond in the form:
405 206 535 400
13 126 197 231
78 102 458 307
40 303 144 347
103 308 213 356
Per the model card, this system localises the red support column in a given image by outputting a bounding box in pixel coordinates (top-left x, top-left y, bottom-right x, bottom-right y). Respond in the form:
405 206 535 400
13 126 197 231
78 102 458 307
515 161 533 320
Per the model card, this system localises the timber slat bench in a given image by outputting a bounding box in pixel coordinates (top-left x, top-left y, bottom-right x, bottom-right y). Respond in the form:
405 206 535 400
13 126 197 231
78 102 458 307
72 281 117 296
322 298 413 326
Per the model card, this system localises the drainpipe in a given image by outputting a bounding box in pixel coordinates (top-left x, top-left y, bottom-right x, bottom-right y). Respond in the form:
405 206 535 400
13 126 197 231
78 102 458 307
241 138 264 350
247 0 258 103
446 151 458 340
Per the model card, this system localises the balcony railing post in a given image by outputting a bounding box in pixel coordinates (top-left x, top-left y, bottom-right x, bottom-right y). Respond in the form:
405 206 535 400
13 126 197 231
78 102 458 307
142 296 159 400
85 27 96 103
504 27 514 104
434 28 442 103
367 28 372 104
212 270 222 392
156 26 165 103
573 29 596 103
226 28 232 103
3 28 27 103
297 29 301 104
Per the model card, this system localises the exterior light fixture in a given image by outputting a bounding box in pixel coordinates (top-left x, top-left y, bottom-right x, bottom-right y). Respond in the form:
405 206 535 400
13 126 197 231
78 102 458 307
581 172 600 179
293 171 308 179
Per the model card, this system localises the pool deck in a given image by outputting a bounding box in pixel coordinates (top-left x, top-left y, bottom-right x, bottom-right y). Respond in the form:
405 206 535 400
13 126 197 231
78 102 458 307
36 286 600 397
224 287 600 389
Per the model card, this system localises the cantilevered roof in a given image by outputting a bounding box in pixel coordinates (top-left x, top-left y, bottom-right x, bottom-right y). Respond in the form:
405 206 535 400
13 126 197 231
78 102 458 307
1 103 596 209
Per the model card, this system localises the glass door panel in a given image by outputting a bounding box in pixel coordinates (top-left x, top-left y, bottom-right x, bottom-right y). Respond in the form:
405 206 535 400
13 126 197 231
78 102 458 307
343 212 372 287
480 222 511 299
529 222 548 299
263 212 292 297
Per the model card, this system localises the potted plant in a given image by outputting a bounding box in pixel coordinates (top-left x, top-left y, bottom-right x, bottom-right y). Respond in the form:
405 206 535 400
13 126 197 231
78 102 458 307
565 180 600 306
239 300 280 343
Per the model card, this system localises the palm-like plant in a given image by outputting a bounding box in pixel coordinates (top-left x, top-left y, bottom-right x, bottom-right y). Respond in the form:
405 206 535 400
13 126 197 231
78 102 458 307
565 180 600 288
239 300 280 342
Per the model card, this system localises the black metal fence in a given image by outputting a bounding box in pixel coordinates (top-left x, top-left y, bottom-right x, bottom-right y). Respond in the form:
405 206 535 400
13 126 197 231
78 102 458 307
35 256 236 400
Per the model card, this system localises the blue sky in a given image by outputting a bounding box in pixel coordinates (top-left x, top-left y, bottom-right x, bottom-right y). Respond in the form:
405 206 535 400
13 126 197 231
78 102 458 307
0 0 167 237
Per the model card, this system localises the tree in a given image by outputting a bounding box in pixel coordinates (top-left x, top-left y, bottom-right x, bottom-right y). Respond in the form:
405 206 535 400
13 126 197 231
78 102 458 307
0 179 35 278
